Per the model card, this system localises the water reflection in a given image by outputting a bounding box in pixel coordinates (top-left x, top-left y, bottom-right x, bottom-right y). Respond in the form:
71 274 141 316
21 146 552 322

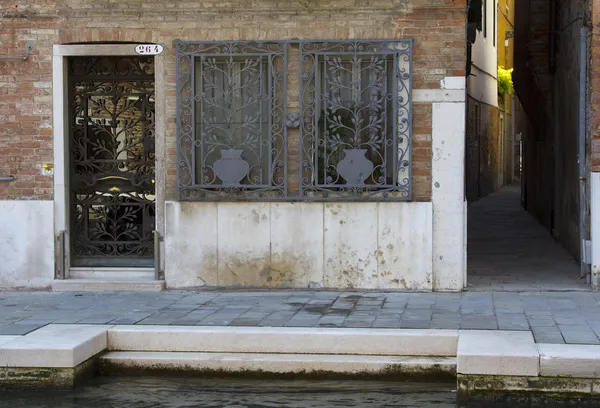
0 377 455 408
0 377 590 408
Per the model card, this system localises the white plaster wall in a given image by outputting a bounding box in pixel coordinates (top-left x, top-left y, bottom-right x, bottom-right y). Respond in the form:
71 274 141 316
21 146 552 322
0 201 54 289
164 201 433 290
467 0 498 108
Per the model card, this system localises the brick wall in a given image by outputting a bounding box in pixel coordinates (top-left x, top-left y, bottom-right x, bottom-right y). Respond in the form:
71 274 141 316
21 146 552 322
0 0 467 202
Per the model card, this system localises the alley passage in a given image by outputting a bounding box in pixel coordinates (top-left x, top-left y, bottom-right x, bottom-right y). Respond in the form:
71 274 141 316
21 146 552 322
467 184 588 290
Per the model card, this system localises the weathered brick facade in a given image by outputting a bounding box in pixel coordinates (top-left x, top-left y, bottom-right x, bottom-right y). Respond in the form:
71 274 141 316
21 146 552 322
0 0 467 203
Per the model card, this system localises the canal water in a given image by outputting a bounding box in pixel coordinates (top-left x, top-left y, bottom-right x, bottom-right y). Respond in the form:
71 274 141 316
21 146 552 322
0 377 589 407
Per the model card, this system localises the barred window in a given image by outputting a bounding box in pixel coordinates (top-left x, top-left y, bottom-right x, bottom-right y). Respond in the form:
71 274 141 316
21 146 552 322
299 41 412 200
176 40 412 201
177 42 287 200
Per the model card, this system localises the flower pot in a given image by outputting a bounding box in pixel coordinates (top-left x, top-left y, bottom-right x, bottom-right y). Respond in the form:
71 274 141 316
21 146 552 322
336 149 374 185
213 149 249 185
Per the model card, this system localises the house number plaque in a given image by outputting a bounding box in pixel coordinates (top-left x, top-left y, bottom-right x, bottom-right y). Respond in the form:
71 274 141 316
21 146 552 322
135 44 164 55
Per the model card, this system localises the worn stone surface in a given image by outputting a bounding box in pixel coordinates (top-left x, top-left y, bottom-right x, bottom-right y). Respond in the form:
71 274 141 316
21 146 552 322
164 201 219 287
2 291 600 344
100 351 457 379
0 324 109 368
0 357 97 389
270 203 324 288
468 185 588 291
108 326 457 356
432 101 466 291
457 330 538 376
377 202 433 290
0 201 54 290
323 203 378 289
217 203 271 287
164 201 435 290
539 343 600 378
457 374 599 403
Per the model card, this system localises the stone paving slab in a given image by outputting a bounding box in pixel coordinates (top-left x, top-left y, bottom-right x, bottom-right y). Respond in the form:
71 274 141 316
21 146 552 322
2 291 600 344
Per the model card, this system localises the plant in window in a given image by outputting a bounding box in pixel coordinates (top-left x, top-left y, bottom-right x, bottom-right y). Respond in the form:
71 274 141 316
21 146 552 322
498 66 514 96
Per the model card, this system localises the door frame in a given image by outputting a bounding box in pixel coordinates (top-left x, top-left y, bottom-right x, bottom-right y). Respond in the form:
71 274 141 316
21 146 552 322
52 44 166 278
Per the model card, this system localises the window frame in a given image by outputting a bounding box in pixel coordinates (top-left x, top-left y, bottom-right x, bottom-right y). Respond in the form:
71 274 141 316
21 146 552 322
175 41 288 201
298 40 413 201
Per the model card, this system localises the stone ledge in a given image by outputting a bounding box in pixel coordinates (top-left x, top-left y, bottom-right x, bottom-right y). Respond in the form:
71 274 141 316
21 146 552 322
100 351 456 380
52 279 165 292
457 374 600 404
107 326 459 356
539 343 600 378
457 331 539 376
0 357 97 389
0 324 110 368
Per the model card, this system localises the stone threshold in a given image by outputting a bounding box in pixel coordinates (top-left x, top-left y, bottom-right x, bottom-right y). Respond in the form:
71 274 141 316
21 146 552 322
1 326 600 402
52 278 165 292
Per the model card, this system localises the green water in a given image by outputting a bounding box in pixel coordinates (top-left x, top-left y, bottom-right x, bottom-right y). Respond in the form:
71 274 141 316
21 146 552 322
0 377 592 407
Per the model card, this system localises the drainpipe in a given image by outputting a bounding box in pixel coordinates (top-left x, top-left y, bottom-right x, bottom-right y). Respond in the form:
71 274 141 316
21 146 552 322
579 27 589 282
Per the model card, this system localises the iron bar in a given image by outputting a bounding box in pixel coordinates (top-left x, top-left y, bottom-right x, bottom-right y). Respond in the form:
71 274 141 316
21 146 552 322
0 176 15 181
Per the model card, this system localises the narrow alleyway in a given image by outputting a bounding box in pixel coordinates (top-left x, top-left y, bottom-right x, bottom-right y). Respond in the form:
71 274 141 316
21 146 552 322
467 184 589 290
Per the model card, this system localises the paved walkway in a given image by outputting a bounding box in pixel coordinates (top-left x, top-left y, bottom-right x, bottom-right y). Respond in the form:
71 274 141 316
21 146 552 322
467 184 589 291
2 291 600 345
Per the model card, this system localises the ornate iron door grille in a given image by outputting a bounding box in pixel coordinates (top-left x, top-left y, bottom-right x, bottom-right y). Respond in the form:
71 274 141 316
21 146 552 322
68 56 156 267
299 40 413 200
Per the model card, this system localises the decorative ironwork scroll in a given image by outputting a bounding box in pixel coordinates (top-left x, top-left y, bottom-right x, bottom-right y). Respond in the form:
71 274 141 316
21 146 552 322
176 41 287 200
299 40 413 200
68 56 155 267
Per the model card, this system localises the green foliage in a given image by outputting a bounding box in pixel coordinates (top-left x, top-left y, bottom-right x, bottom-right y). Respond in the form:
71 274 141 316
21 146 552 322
498 66 514 95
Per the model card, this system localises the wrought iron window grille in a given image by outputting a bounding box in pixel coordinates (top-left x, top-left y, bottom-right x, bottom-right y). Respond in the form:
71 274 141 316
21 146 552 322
176 39 412 201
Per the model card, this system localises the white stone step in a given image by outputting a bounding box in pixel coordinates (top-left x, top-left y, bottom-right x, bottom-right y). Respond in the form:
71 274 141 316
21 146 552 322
107 326 458 356
100 351 456 376
69 267 155 280
0 324 110 368
457 330 539 377
52 278 164 292
539 343 600 378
